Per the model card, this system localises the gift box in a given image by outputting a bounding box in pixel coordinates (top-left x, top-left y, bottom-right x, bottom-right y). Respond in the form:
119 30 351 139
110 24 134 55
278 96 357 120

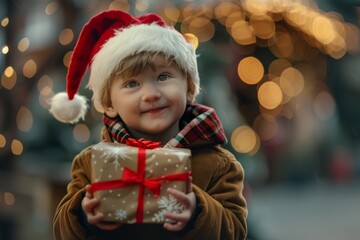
89 139 191 224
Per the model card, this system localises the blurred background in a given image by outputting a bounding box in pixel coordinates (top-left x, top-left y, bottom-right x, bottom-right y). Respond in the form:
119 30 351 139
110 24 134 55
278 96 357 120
1 0 360 239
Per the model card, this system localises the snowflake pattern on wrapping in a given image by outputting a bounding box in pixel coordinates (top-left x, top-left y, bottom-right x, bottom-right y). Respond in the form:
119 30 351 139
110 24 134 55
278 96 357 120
100 144 132 170
152 195 185 222
115 209 127 221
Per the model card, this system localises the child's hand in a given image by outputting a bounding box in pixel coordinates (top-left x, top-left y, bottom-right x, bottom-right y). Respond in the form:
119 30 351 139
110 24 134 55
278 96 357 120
81 185 123 231
163 178 196 232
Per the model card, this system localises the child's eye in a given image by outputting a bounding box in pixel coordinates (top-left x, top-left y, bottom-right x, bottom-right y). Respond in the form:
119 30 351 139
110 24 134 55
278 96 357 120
157 73 170 81
125 80 139 88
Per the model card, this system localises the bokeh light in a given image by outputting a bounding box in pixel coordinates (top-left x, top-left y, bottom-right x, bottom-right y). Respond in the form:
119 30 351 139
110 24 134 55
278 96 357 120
11 139 23 155
231 125 260 155
238 57 264 85
23 59 37 78
1 66 17 90
73 124 91 143
16 106 33 132
0 134 6 148
18 38 30 52
58 28 74 45
258 81 283 110
45 1 59 15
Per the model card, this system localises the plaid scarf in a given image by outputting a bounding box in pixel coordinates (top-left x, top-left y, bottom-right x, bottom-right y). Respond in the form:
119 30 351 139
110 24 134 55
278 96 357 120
103 103 227 148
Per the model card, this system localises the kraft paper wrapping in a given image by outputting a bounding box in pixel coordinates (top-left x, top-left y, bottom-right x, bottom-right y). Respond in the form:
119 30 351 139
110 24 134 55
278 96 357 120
90 141 191 223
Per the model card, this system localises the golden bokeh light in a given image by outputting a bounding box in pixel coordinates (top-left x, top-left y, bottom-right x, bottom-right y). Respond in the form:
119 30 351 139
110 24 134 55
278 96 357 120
215 1 242 25
16 106 33 132
249 14 275 39
242 0 269 14
163 5 180 23
279 67 304 98
11 139 23 155
1 17 9 27
18 38 30 52
59 28 74 45
314 91 336 121
23 59 37 78
1 66 17 90
269 31 294 59
63 51 72 67
268 58 292 76
258 81 283 109
312 16 336 45
230 20 256 45
135 0 149 12
231 125 260 155
224 11 245 32
2 45 9 54
73 124 91 143
182 17 215 42
238 56 264 85
108 0 130 11
45 1 59 15
0 134 6 148
4 192 16 206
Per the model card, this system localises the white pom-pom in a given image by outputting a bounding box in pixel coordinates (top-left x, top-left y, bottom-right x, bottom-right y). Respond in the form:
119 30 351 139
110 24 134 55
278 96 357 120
49 92 88 124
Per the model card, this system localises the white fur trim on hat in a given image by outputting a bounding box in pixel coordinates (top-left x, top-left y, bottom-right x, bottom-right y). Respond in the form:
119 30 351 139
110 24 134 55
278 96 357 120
88 23 200 112
49 92 88 124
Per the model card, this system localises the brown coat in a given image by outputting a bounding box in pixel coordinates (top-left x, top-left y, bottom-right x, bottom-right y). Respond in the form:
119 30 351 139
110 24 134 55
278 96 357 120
53 130 247 240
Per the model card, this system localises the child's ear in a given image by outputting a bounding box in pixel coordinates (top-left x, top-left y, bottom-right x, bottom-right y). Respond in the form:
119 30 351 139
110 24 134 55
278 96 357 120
104 106 118 118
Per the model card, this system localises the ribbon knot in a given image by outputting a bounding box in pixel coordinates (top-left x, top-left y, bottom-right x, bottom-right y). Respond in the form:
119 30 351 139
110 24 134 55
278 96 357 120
122 167 161 197
126 138 161 149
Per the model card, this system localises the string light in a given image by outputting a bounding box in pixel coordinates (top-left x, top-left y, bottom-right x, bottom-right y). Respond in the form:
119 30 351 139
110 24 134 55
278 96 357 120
11 139 23 155
58 28 74 45
1 66 17 90
238 57 264 85
16 107 33 132
18 38 30 52
1 17 9 27
45 1 59 15
2 45 9 54
231 125 260 155
0 134 6 148
258 81 283 110
23 59 37 78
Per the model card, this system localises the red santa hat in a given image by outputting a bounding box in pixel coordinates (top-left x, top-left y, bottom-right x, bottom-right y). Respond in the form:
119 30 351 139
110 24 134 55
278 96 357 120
49 10 199 123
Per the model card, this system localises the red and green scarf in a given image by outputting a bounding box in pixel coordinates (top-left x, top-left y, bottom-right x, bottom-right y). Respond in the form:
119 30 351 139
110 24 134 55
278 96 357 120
103 103 227 148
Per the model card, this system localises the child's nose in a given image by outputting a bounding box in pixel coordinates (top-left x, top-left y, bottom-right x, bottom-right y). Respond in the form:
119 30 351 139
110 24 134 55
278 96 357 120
142 82 161 102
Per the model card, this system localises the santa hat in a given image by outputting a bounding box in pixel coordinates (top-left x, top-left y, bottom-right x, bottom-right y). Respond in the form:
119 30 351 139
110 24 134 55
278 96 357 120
49 10 199 124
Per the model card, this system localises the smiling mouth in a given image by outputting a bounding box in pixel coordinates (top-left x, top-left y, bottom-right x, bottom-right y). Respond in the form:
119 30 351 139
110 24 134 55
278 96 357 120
142 106 167 114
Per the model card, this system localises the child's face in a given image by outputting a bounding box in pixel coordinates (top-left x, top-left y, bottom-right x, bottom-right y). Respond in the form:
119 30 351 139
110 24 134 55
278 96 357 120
105 54 188 138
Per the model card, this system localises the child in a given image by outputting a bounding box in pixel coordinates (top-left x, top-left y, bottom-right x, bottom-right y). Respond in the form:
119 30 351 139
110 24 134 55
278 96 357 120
50 10 247 240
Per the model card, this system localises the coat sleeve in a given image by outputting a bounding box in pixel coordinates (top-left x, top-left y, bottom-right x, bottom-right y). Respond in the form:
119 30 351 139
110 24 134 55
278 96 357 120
184 148 248 240
53 147 94 240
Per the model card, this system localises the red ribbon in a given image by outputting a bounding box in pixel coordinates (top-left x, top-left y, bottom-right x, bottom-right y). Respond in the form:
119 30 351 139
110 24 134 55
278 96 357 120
90 139 190 223
125 138 161 149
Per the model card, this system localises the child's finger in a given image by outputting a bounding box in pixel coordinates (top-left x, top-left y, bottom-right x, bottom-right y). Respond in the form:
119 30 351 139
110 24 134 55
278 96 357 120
87 212 104 225
83 197 100 213
165 211 190 223
187 176 193 193
163 221 185 232
84 185 93 198
166 188 189 206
